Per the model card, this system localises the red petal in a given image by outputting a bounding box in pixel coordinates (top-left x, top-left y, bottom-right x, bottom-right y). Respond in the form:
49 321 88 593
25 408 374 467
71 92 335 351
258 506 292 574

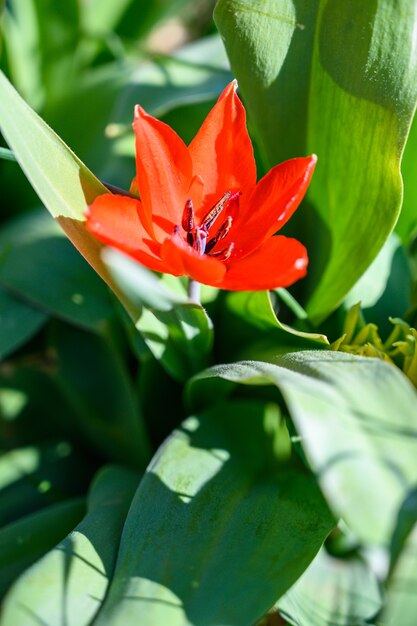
233 156 317 257
85 194 170 273
220 236 308 291
161 231 226 286
188 81 257 220
133 107 193 240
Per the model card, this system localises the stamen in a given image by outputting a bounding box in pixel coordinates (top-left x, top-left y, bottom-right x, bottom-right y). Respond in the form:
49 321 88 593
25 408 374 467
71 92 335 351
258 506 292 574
182 199 194 232
193 227 207 255
210 242 234 261
205 216 233 254
201 191 231 231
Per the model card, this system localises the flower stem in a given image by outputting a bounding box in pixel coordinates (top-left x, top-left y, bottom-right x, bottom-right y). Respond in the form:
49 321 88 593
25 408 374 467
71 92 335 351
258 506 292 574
188 279 201 304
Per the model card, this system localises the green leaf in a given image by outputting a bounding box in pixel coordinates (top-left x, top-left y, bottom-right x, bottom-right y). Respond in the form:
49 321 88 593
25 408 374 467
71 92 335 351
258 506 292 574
0 497 85 598
93 400 333 626
104 249 214 381
0 288 47 360
0 442 92 528
189 352 417 547
1 466 139 626
0 212 115 332
214 0 417 321
217 290 328 362
50 324 151 469
277 547 382 626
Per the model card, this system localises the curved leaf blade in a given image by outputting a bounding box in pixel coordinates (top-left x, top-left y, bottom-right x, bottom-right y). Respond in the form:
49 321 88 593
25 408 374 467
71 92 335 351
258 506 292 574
189 352 417 547
1 466 140 626
93 401 333 625
214 0 417 320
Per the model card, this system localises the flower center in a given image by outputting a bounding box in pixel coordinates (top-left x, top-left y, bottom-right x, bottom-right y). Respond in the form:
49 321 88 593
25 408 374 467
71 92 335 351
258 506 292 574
180 191 238 262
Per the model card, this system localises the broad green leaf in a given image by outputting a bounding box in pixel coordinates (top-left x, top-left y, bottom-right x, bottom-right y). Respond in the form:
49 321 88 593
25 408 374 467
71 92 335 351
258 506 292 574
0 212 115 331
277 547 382 626
0 288 47 360
1 466 139 626
104 249 214 381
382 489 417 625
50 324 151 469
214 0 417 321
0 442 92 528
217 290 328 362
0 497 85 598
189 352 417 547
93 400 333 626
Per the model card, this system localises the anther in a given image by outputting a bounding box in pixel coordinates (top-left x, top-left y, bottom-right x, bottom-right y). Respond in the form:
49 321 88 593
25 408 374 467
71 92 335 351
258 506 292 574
205 216 233 254
182 199 194 232
210 242 234 261
201 191 231 231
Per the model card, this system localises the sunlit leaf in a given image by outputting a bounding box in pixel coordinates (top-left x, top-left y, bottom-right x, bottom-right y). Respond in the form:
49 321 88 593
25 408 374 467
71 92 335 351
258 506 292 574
277 547 382 626
0 498 85 597
1 466 139 625
215 0 417 321
189 352 417 547
92 400 333 625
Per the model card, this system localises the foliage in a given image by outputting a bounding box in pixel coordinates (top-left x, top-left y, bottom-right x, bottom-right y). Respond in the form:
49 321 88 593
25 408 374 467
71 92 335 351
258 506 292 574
1 0 417 624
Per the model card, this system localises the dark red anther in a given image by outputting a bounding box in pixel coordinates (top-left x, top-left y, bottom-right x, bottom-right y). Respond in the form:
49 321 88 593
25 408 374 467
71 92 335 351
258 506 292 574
205 216 233 254
182 199 195 232
210 241 234 261
201 191 231 231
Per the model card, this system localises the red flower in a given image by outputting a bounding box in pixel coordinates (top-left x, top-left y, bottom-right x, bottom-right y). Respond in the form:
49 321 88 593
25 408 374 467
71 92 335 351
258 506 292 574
85 81 316 291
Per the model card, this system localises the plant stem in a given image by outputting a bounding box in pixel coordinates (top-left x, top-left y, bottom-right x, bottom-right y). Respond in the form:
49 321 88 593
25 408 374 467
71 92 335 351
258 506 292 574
188 279 201 304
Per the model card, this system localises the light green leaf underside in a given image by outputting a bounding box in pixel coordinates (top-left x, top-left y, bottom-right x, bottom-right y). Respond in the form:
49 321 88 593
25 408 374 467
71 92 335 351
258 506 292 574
278 547 382 626
189 351 417 546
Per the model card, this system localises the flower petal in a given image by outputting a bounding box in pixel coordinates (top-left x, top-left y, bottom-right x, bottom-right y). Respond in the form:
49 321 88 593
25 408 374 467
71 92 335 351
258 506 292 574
220 235 308 291
85 194 170 273
188 81 257 219
161 231 226 286
133 106 193 239
232 156 317 257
